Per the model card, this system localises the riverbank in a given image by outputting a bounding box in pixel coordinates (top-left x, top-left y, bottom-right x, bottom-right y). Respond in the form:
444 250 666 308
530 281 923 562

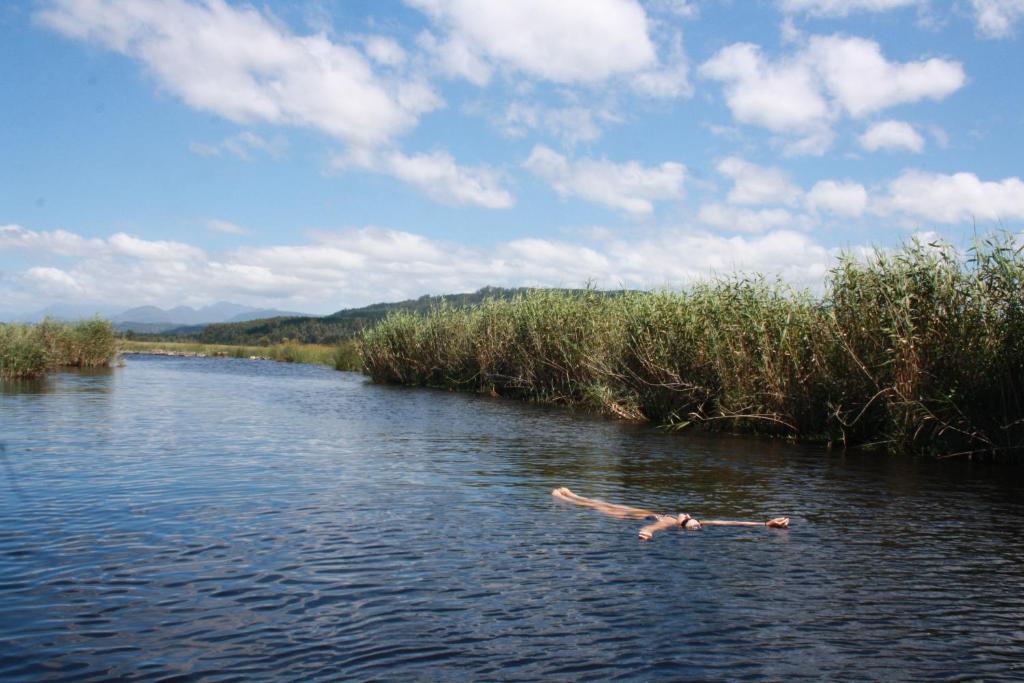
0 319 118 379
120 340 362 371
362 236 1024 459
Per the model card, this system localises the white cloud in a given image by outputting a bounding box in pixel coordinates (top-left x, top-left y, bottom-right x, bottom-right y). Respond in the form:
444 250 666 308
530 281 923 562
631 59 692 98
646 0 700 18
1 224 205 264
806 180 868 216
416 31 493 85
107 233 205 261
630 31 692 98
364 35 407 66
698 204 798 233
207 219 250 235
407 0 657 84
525 145 686 216
0 224 103 256
970 0 1024 38
783 128 837 157
877 170 1024 223
37 0 442 147
500 103 618 146
859 120 925 152
717 157 802 206
927 125 950 148
1 223 852 313
190 131 287 160
699 42 830 134
24 266 85 294
337 149 515 209
779 0 921 16
807 35 965 118
699 34 964 153
499 238 612 282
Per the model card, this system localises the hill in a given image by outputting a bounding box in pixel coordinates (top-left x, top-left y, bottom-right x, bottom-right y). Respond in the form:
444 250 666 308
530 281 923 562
131 287 588 345
113 302 307 332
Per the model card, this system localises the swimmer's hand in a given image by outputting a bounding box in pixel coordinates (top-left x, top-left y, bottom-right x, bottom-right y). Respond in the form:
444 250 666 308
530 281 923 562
638 515 677 541
766 517 790 528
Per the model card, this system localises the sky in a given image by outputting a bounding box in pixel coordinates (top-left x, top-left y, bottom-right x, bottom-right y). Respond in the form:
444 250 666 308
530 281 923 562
1 0 1023 316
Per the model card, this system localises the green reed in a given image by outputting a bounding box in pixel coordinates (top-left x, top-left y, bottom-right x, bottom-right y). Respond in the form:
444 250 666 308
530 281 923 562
361 235 1024 458
1 318 118 379
119 339 363 371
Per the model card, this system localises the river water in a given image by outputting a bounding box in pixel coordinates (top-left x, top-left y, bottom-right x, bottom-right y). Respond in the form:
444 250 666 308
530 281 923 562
1 356 1023 681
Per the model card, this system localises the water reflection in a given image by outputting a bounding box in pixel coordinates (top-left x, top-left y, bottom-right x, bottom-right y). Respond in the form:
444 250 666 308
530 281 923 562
0 376 55 395
1 366 115 396
1 355 1022 680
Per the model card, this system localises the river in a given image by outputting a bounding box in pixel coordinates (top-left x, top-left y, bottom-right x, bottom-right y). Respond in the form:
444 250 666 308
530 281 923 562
2 356 1023 680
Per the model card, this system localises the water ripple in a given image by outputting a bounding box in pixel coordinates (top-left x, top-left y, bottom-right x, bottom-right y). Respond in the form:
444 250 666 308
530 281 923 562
2 357 1024 680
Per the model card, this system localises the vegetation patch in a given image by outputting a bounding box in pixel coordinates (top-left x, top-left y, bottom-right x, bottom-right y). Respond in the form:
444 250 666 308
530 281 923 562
1 319 118 379
120 340 362 372
361 235 1024 459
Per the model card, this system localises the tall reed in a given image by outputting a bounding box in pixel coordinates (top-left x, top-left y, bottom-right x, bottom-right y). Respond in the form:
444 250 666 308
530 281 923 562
1 319 118 379
361 235 1024 458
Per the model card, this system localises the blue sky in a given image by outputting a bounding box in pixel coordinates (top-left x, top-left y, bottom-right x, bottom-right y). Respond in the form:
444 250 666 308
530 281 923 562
2 0 1023 315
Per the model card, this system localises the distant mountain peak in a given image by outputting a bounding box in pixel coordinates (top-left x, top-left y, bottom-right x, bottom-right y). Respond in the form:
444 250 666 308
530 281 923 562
112 302 309 328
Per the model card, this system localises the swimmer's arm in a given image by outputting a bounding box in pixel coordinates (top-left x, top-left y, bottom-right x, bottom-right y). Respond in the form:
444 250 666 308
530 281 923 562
638 515 678 541
698 517 790 528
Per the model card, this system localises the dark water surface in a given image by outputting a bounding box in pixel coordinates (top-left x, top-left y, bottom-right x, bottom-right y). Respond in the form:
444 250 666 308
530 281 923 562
2 356 1023 681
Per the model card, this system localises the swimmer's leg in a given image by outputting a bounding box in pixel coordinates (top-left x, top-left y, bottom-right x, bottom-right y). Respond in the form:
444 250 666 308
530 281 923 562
552 487 658 520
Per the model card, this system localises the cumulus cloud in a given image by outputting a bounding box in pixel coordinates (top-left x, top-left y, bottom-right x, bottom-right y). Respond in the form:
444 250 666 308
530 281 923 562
699 34 964 153
708 161 867 223
1 223 853 313
336 148 515 209
37 0 441 147
407 0 657 84
779 0 921 16
859 120 925 152
717 157 803 206
524 145 686 216
807 35 965 118
805 180 868 216
877 170 1024 223
699 42 829 134
970 0 1024 38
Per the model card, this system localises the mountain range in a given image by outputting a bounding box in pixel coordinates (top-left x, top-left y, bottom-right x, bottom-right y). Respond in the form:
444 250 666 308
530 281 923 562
112 302 306 326
6 302 308 332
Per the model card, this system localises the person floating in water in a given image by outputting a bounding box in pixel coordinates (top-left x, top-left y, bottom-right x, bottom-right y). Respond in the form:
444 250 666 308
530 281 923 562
551 487 790 541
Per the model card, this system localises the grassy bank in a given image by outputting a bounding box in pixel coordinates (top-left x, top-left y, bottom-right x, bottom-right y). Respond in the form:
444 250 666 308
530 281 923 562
1 319 118 379
120 340 362 371
362 236 1024 458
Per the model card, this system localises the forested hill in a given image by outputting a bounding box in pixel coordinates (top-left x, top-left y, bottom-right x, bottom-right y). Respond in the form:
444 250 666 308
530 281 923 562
132 287 544 345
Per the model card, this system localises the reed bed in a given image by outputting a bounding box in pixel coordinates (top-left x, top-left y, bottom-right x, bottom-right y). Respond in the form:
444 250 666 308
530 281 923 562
120 340 362 371
0 319 118 379
361 236 1024 458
